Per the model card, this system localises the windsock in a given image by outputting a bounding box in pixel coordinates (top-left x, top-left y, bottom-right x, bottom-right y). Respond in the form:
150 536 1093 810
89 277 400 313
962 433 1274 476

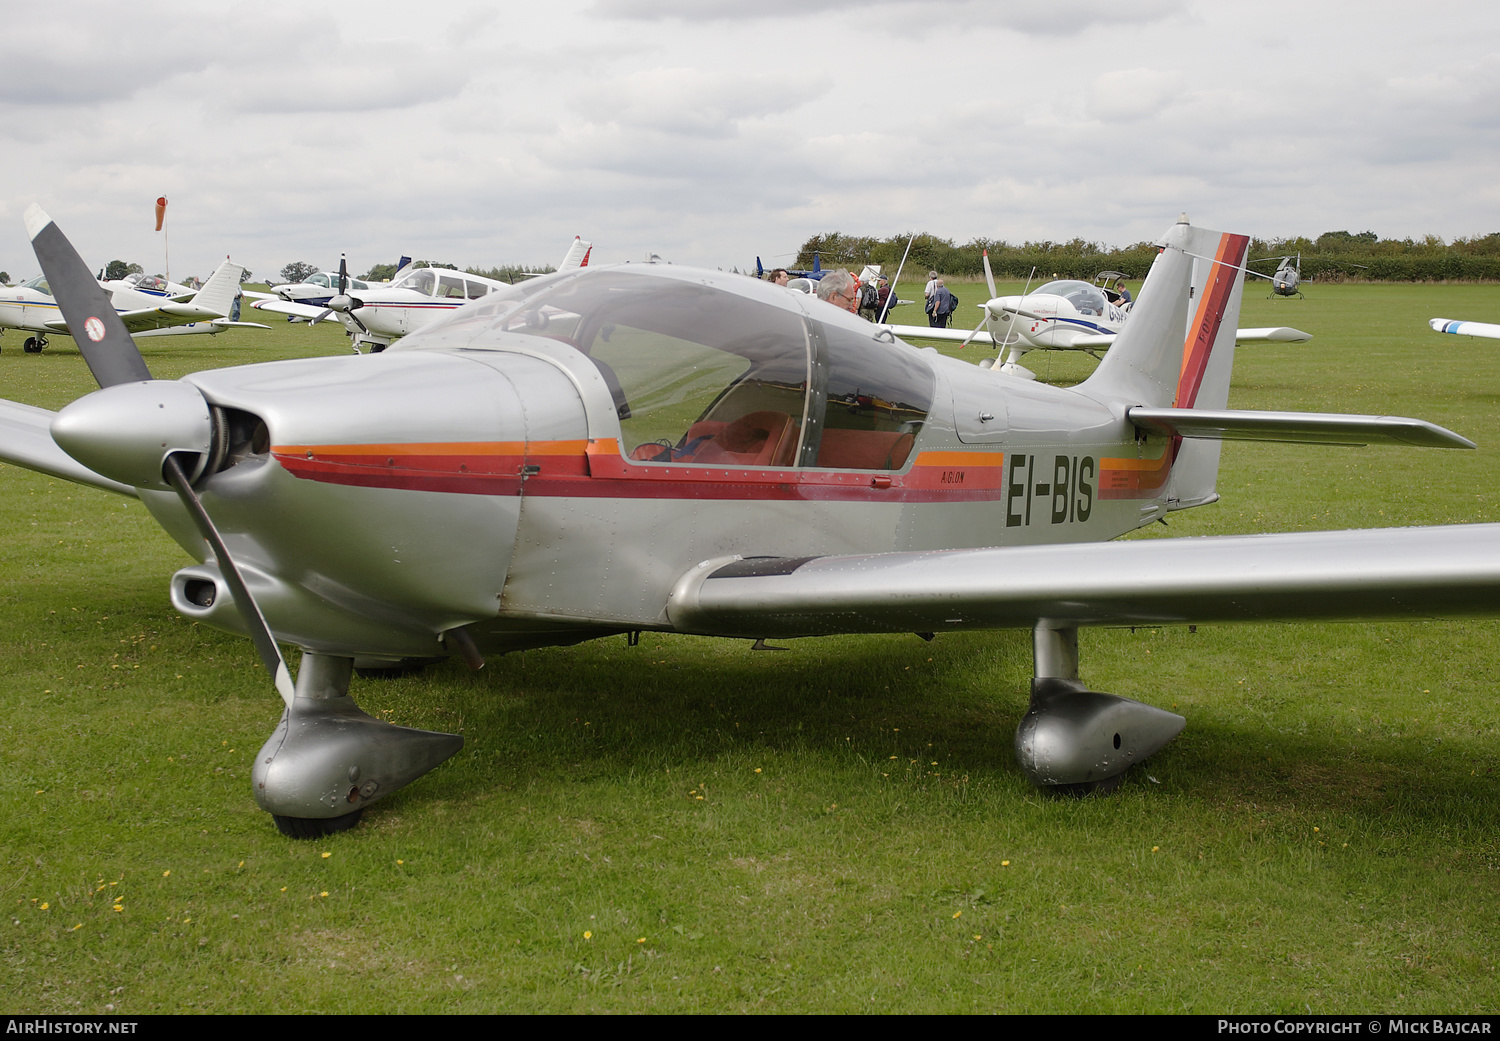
155 197 168 232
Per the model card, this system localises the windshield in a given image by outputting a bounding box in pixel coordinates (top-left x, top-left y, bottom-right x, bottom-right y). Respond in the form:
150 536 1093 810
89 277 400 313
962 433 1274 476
394 269 436 296
20 275 51 296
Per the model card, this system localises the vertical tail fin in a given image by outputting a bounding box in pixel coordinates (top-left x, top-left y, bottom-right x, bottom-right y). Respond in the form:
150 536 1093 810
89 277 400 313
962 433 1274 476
188 260 246 318
558 236 593 271
1082 217 1250 509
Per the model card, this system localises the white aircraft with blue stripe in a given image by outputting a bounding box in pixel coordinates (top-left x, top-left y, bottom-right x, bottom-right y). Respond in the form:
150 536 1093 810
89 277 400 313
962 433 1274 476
887 257 1311 379
0 258 267 354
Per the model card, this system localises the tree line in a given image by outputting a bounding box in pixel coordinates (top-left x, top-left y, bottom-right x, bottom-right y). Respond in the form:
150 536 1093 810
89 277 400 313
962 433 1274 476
794 229 1500 282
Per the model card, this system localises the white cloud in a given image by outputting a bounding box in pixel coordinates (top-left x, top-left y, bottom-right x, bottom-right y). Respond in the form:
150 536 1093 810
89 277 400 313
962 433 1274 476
1088 68 1188 122
1 0 1499 281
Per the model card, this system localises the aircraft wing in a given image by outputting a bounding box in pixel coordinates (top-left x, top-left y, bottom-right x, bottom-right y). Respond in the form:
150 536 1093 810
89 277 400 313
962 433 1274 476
210 319 272 330
1431 318 1500 340
882 323 997 347
1016 328 1312 352
250 298 340 323
0 400 136 497
44 303 234 335
667 524 1500 638
885 325 1313 352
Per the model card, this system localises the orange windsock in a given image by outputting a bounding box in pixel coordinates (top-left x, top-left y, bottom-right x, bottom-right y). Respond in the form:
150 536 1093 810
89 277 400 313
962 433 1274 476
154 197 168 232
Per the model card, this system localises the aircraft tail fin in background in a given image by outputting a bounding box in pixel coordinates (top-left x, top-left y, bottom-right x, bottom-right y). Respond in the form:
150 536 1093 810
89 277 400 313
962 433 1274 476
188 260 246 319
1083 217 1249 410
1081 217 1250 510
558 237 593 271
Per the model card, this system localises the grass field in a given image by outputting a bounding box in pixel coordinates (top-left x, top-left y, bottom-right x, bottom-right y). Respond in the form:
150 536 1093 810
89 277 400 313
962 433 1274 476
2 282 1500 1013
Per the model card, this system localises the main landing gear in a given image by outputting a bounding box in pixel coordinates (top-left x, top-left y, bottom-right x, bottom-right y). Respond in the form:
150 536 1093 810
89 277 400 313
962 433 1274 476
253 652 464 838
1014 624 1185 794
23 335 47 353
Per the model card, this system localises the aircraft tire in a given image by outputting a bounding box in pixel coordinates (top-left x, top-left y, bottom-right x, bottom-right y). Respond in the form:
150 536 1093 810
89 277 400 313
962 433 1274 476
23 337 43 354
1045 772 1126 799
272 809 364 839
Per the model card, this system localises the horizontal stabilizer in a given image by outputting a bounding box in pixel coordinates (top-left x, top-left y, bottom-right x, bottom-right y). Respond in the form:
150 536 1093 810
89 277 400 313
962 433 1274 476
1127 407 1475 449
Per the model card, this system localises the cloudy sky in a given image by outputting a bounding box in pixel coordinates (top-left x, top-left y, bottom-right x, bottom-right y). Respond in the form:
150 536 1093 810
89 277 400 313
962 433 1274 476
2 0 1496 283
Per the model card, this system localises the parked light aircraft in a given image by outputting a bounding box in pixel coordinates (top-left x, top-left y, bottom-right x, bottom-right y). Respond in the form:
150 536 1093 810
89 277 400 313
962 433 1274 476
10 205 1500 838
252 237 593 352
1430 317 1500 340
271 269 381 306
0 258 267 353
885 269 1311 378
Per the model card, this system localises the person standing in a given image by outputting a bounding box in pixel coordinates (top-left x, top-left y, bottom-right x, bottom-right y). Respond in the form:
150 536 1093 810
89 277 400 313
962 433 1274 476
926 278 956 328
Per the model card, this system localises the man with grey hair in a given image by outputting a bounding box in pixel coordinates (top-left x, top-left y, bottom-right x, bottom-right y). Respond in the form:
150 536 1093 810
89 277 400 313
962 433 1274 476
815 268 859 313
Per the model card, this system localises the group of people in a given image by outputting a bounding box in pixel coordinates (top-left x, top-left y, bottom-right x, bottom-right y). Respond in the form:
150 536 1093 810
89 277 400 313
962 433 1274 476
763 266 896 322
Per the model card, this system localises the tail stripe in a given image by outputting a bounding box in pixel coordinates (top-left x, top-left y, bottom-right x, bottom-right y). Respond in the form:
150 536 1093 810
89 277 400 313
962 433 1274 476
1175 233 1249 408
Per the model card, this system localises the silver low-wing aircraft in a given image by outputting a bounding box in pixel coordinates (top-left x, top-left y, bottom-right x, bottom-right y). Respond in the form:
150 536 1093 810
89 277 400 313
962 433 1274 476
885 266 1311 379
7 206 1500 839
0 258 267 353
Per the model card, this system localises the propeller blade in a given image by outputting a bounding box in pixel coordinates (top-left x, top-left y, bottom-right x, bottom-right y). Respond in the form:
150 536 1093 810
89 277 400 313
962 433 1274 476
982 249 997 299
311 308 334 324
25 204 151 388
28 204 297 708
163 456 296 708
337 253 348 296
957 313 989 350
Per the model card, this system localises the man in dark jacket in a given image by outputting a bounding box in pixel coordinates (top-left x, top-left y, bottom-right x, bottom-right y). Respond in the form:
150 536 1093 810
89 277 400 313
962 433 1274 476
926 279 956 328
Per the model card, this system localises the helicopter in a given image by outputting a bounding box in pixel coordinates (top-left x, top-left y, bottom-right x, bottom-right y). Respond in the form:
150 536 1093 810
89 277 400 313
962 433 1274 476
1249 254 1304 298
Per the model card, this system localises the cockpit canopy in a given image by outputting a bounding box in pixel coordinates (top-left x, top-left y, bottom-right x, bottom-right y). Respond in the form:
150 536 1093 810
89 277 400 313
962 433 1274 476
396 267 935 471
305 272 370 291
21 275 52 296
1032 280 1110 316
